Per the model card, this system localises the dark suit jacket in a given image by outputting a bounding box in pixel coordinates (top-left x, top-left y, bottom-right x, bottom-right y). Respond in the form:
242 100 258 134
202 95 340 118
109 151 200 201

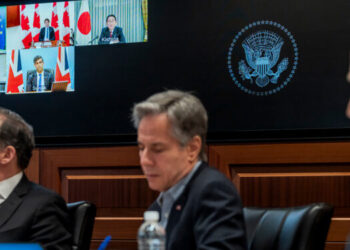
39 26 55 41
149 162 247 250
98 26 126 44
0 174 72 249
26 69 54 92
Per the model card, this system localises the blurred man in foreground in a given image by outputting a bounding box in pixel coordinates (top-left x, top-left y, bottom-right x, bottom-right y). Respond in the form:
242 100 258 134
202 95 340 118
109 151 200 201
132 90 247 250
0 107 71 249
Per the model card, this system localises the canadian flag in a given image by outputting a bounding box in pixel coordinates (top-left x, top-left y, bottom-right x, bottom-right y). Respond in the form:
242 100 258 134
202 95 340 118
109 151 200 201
20 5 32 49
7 50 24 93
32 4 40 42
76 0 91 45
62 1 70 46
55 46 71 90
51 2 59 40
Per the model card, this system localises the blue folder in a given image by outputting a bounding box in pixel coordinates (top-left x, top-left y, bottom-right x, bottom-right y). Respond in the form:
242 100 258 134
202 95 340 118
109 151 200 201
0 243 42 249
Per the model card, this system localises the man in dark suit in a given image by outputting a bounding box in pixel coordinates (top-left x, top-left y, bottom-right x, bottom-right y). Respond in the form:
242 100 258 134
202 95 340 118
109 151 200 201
98 14 126 44
132 90 247 250
0 107 72 248
39 18 55 41
26 55 54 92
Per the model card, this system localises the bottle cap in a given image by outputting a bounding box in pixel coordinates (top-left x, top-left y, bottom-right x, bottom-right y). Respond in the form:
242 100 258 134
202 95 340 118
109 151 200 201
144 211 159 221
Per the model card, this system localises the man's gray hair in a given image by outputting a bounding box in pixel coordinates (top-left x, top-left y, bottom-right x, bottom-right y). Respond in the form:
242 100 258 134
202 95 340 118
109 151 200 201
132 90 208 162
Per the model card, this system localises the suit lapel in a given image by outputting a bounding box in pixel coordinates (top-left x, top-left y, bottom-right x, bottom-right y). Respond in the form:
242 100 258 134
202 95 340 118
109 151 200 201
166 194 186 238
0 175 31 227
166 163 206 238
32 73 37 91
43 70 48 88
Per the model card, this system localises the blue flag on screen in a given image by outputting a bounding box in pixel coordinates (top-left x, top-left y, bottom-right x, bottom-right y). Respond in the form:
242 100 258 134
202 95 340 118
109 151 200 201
0 7 6 50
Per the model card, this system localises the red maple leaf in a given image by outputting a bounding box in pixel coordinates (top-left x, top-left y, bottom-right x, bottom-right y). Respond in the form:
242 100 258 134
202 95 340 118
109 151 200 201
21 14 30 30
63 10 69 27
33 12 40 28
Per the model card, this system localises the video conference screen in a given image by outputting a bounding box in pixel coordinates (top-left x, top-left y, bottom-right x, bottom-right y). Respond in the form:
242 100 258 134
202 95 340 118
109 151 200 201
0 0 147 94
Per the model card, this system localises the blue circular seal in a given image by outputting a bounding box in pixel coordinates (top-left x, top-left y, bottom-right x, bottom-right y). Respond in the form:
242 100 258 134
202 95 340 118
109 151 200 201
227 21 298 96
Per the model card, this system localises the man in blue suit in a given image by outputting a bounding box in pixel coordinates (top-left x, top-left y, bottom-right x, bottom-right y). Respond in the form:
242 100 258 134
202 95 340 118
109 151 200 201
39 18 55 41
132 90 247 250
26 55 54 92
98 14 126 44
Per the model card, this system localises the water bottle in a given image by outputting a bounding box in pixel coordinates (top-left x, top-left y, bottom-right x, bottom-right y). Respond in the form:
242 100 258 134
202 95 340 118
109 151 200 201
138 211 166 250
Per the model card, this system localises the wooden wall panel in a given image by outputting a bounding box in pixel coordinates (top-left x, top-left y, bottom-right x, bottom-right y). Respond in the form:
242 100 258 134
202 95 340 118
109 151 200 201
24 149 39 183
209 142 350 249
39 146 153 249
33 142 350 249
238 171 350 216
61 171 157 217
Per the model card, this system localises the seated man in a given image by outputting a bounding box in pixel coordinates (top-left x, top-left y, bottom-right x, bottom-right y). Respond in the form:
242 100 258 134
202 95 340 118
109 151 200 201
98 14 126 44
26 55 54 92
39 18 55 42
132 90 247 250
0 107 72 248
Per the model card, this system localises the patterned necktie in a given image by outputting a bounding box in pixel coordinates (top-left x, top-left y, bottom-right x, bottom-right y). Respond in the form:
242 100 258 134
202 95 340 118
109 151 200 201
38 74 42 92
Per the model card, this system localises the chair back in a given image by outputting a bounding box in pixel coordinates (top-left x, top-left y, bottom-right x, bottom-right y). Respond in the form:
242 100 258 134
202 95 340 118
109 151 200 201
67 201 96 250
243 203 333 250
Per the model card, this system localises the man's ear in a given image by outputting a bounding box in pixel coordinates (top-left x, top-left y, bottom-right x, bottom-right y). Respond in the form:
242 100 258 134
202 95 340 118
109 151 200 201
187 135 202 163
0 146 16 165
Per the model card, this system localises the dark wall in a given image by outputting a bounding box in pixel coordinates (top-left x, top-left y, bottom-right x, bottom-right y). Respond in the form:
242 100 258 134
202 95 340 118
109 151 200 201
1 0 349 143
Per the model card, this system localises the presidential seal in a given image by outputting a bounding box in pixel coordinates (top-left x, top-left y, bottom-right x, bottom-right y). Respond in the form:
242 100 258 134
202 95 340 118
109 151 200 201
227 21 298 96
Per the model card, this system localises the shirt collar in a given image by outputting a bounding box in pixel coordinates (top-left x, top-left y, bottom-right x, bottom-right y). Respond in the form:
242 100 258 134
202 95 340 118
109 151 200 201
0 171 23 203
157 161 201 206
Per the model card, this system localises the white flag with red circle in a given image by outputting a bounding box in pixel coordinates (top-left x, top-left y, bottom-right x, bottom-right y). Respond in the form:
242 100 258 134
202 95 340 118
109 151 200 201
76 0 91 45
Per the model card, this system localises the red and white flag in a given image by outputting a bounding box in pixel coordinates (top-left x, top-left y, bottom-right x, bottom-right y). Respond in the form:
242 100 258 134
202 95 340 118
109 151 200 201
55 46 71 90
20 5 32 49
62 1 70 46
51 2 59 40
76 0 91 45
32 4 40 42
7 50 24 93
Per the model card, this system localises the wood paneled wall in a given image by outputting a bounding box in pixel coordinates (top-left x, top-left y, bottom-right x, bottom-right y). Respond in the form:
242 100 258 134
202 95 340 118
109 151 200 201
25 141 350 249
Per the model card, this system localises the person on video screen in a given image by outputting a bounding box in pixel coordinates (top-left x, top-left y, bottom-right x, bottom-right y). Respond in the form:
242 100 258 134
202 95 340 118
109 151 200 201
98 14 126 45
26 55 54 92
39 18 55 41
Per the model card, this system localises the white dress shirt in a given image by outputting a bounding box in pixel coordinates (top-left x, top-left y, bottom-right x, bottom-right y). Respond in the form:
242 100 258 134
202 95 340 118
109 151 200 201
0 171 23 204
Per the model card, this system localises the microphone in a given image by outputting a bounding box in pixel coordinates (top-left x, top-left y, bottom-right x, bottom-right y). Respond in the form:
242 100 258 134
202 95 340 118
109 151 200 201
70 28 76 45
89 36 99 44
